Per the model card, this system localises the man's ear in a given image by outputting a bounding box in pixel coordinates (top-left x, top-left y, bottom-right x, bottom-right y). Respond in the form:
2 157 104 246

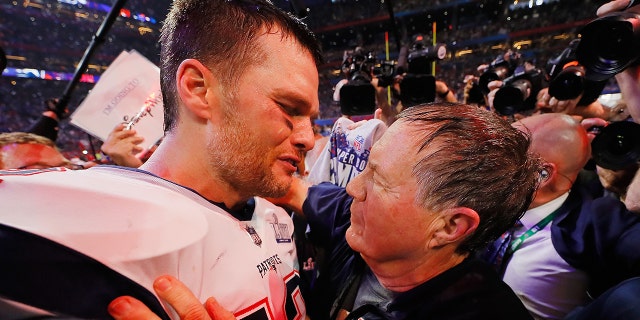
176 59 218 120
428 207 479 249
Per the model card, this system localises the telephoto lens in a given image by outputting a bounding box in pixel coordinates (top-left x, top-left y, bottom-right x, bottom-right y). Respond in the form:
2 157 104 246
592 121 640 170
577 11 640 81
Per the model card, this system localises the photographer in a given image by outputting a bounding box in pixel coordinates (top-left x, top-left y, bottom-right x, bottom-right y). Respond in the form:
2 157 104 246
534 38 615 120
596 0 640 123
379 36 457 126
595 0 640 213
334 43 455 127
480 50 545 120
333 47 394 124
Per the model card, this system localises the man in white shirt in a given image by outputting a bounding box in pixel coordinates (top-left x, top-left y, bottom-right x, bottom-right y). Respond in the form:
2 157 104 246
485 113 640 319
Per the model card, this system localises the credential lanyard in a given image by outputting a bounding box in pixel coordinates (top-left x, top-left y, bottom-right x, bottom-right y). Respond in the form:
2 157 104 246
508 207 563 254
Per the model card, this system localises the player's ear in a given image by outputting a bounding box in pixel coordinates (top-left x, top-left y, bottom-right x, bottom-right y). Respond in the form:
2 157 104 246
176 59 219 121
428 207 479 248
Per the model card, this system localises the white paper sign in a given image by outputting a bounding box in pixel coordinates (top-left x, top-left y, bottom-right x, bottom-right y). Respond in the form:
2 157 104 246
70 50 164 151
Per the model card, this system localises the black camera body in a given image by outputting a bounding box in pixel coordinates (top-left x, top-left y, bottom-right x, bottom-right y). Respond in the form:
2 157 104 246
493 68 544 116
406 43 447 75
576 2 640 81
399 41 446 108
478 51 522 95
546 39 606 106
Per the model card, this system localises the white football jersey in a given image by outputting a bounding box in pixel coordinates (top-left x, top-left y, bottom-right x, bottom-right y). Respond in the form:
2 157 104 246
307 117 386 187
0 166 304 319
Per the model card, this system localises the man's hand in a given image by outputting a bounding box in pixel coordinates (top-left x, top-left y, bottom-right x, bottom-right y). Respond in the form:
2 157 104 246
485 80 502 112
597 0 637 16
580 117 608 142
535 88 583 115
101 123 145 168
108 275 236 320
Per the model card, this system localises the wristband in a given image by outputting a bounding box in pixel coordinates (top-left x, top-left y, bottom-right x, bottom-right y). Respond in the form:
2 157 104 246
438 89 450 98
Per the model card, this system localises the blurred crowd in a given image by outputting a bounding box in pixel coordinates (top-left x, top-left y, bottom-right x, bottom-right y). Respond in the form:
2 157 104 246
1 0 611 158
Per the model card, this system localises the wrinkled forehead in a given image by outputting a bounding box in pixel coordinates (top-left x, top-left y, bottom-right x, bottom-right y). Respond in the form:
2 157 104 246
371 120 427 166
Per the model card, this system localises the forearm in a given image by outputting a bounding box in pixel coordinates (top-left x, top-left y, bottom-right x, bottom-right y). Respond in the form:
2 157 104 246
442 89 457 102
376 87 397 126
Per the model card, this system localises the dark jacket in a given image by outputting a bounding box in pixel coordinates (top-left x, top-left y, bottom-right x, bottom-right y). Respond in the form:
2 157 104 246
303 182 533 320
551 177 640 297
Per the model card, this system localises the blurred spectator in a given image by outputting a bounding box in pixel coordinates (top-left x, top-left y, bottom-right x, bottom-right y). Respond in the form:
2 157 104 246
0 131 86 170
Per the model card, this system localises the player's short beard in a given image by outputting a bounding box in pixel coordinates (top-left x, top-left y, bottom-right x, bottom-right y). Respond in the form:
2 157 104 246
207 103 291 200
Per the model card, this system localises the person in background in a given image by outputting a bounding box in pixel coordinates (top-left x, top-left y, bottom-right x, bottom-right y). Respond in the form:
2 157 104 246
0 0 322 319
0 131 87 170
481 113 640 319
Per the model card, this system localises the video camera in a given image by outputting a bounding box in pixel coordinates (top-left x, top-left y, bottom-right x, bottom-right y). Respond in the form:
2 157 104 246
576 0 640 81
591 121 640 170
479 50 544 116
478 50 522 95
492 67 545 116
399 34 447 108
337 47 378 116
546 39 606 106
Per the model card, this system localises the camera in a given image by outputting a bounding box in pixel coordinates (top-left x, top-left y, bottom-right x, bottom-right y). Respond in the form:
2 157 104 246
478 50 522 95
338 47 378 116
576 0 640 81
372 60 397 88
492 66 544 116
546 39 606 106
399 34 447 108
591 121 640 170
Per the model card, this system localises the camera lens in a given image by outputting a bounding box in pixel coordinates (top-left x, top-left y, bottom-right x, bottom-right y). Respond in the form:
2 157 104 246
494 77 534 115
592 121 640 170
548 66 585 100
577 13 640 81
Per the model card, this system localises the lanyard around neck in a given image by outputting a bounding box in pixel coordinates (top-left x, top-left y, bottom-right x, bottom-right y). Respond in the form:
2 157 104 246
508 206 564 254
